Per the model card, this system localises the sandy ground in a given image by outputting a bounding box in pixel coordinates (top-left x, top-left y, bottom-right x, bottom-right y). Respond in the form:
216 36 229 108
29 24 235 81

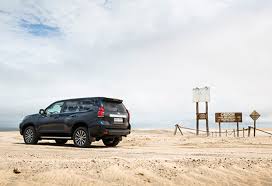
0 129 272 186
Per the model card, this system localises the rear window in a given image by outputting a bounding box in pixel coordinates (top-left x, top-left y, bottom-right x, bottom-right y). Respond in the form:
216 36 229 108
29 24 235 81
78 100 95 112
63 99 95 113
102 101 126 113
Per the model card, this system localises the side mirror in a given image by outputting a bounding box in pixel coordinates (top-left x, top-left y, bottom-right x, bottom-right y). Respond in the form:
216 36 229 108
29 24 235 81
39 109 46 115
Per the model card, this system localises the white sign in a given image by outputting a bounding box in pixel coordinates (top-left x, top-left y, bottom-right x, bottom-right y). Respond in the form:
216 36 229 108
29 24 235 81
193 87 210 102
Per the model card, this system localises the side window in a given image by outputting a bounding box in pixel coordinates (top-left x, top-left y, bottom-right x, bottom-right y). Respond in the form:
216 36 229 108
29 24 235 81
78 100 94 112
46 102 64 115
63 101 79 113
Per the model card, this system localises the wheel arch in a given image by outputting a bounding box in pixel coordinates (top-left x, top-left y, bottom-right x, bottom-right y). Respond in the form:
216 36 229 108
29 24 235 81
71 122 88 136
22 123 35 133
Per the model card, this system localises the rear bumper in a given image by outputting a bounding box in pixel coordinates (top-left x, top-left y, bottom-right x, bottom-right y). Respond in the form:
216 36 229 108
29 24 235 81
89 125 130 137
107 129 130 136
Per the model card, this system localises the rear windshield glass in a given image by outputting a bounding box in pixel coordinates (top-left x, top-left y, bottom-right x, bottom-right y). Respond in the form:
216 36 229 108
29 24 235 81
102 101 126 112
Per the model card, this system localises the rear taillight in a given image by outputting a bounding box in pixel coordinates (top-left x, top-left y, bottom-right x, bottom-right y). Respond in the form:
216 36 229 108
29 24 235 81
98 106 105 118
127 109 130 123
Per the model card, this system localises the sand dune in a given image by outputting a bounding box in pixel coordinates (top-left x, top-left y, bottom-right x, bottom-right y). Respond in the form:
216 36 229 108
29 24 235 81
0 129 272 186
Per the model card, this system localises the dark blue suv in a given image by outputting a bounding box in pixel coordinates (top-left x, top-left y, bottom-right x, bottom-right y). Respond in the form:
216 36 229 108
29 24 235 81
19 97 131 148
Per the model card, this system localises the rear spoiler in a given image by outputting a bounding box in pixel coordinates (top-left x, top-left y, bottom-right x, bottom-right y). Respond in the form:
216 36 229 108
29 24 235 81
102 98 123 103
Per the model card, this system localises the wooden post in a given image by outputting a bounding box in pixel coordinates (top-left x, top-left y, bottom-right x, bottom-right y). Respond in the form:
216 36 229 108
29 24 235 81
206 102 209 136
248 126 251 137
237 122 239 137
177 125 183 135
196 102 199 136
212 132 213 137
174 125 178 135
254 120 256 137
225 130 227 137
219 122 221 137
233 129 236 137
243 128 245 138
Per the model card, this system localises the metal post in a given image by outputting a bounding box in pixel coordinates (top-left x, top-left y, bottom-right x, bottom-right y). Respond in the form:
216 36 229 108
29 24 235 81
219 122 221 137
254 120 256 137
196 102 199 135
237 122 239 137
206 102 209 136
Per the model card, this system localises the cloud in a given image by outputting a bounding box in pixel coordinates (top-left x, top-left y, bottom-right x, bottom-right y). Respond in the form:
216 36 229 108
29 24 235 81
0 0 272 128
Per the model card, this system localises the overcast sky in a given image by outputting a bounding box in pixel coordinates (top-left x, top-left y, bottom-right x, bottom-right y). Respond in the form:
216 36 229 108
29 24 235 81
0 0 272 129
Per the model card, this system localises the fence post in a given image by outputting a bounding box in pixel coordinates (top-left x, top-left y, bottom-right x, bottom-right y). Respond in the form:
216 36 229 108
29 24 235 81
177 125 183 135
226 130 227 137
233 129 236 137
248 126 251 137
243 128 245 138
174 124 178 135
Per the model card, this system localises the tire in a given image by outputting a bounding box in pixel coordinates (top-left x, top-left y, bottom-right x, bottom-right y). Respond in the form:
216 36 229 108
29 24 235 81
102 137 121 147
55 139 68 145
23 126 38 144
73 127 90 148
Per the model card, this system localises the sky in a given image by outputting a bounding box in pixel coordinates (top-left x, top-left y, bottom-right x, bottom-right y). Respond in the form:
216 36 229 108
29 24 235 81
0 0 272 129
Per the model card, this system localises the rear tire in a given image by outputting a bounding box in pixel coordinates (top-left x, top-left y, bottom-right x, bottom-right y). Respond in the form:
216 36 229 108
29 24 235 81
73 127 90 148
55 139 68 145
102 137 120 147
23 126 38 144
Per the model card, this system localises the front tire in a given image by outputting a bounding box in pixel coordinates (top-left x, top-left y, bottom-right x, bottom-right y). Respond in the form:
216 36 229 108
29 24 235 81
73 127 90 148
55 139 68 145
102 137 121 147
23 126 38 144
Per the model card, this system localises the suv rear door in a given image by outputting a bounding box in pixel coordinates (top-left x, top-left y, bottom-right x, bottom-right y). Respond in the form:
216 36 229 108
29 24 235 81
100 98 129 128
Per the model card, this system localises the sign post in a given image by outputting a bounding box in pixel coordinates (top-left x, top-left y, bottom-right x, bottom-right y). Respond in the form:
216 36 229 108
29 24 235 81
250 110 260 137
215 113 243 137
193 87 210 136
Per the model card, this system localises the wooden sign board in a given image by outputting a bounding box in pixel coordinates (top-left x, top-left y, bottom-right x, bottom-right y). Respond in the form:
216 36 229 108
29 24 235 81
197 113 207 120
215 112 242 123
250 110 260 121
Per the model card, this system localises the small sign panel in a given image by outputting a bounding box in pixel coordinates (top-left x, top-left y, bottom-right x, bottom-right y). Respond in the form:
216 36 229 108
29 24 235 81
250 110 260 121
215 112 242 123
197 113 208 120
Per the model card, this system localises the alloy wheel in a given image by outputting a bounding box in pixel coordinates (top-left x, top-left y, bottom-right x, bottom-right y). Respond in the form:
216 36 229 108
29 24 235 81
74 129 87 147
25 128 34 143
